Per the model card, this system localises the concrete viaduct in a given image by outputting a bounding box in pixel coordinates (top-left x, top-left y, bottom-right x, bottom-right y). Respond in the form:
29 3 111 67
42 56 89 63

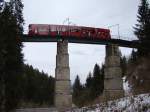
22 35 139 111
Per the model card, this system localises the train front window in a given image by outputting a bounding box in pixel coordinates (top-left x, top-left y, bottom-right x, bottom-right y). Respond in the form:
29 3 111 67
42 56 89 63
29 25 32 31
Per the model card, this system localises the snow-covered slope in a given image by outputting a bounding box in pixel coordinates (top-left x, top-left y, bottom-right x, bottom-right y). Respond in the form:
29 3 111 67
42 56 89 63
69 93 150 112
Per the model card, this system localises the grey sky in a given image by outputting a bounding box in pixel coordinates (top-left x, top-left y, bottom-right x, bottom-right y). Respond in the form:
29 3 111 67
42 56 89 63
22 0 139 83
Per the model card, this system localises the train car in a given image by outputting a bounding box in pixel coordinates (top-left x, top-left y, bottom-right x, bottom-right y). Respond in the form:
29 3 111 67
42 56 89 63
29 24 49 35
28 24 111 39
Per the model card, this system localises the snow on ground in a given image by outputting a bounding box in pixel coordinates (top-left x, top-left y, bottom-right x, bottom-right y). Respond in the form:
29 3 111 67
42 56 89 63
68 93 150 112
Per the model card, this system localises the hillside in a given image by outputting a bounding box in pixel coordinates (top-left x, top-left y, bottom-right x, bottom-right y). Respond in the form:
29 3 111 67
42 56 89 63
69 93 150 112
126 56 150 95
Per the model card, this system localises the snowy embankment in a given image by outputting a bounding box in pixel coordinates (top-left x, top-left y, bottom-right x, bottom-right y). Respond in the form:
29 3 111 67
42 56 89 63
69 93 150 112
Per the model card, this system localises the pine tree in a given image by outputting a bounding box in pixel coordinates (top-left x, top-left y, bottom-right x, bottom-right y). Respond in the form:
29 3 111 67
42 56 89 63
73 75 82 96
90 64 104 99
0 0 24 111
100 64 104 91
72 75 83 105
0 4 6 111
85 72 92 89
120 56 127 77
0 0 4 11
23 65 55 106
134 0 150 55
84 72 93 102
10 0 24 32
128 49 138 64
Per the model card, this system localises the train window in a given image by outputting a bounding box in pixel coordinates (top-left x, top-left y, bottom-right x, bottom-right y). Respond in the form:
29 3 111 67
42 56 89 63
35 29 38 33
71 29 79 32
50 27 56 32
38 27 48 32
61 27 65 32
83 31 86 34
88 32 91 36
76 29 79 32
92 30 95 33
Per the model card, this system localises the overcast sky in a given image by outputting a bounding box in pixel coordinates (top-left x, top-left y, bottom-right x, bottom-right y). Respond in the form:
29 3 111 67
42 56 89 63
22 0 140 83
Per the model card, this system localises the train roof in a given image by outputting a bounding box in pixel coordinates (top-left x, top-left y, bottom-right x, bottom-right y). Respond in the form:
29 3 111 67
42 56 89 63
29 24 110 31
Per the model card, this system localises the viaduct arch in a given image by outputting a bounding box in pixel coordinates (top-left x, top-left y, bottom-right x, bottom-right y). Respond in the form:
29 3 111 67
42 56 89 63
54 40 123 111
22 35 139 111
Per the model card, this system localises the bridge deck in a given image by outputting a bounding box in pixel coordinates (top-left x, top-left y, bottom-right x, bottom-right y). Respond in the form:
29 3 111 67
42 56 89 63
22 35 140 48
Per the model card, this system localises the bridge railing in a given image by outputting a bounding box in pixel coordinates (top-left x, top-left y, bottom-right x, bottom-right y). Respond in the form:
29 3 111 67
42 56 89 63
111 35 138 41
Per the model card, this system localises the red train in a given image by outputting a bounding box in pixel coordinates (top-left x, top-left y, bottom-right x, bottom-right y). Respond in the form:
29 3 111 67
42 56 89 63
28 24 111 39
